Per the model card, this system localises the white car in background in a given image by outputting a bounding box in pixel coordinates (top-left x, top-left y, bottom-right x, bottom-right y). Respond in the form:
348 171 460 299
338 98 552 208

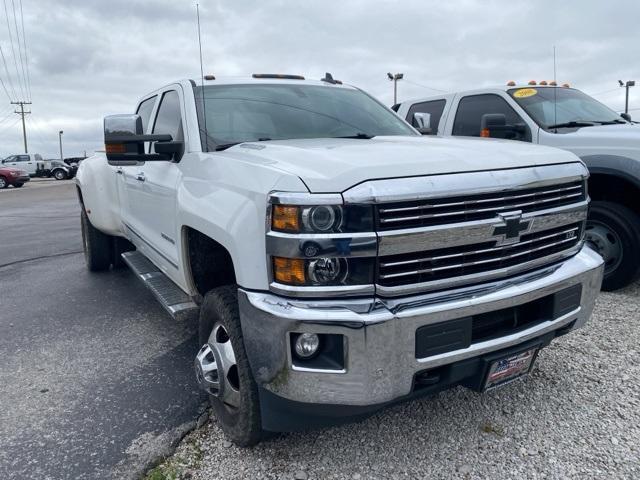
1 153 45 176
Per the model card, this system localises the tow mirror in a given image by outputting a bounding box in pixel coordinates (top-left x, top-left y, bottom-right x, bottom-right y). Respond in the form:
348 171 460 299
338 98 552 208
480 113 526 139
621 112 632 122
413 112 433 135
104 114 178 165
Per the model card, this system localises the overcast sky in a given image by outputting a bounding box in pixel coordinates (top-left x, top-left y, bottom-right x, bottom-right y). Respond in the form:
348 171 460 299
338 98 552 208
0 0 638 158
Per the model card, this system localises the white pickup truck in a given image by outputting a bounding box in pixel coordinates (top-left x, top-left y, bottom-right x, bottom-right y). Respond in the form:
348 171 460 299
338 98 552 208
395 84 640 291
76 75 603 446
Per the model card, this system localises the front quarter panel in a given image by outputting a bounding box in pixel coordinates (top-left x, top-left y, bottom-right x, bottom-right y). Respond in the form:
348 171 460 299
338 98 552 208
177 152 308 292
75 154 123 236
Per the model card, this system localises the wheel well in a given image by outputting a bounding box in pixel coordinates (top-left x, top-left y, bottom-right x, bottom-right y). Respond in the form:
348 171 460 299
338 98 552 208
589 173 640 217
185 227 236 298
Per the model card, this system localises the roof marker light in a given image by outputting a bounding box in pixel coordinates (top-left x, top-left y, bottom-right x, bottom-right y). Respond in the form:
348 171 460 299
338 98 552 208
506 80 516 86
562 83 570 87
539 80 548 85
550 81 557 86
204 74 215 80
528 80 537 85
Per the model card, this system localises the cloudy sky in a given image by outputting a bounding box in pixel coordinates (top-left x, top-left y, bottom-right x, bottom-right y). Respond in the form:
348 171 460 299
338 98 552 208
0 0 638 158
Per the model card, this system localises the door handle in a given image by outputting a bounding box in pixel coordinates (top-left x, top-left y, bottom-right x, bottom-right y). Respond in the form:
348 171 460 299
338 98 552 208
115 168 123 175
136 173 146 182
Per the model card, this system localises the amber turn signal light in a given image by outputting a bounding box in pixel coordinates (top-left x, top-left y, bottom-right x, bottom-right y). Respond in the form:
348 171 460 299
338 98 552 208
272 205 300 232
106 143 126 154
273 257 306 285
480 128 490 138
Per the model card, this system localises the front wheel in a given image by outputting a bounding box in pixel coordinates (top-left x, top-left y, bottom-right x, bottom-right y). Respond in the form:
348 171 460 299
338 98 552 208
53 169 67 180
586 201 640 291
0 176 7 189
195 285 263 447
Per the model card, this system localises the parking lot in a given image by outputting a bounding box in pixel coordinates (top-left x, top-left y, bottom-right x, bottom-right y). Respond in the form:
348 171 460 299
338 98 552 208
0 182 637 480
0 181 205 480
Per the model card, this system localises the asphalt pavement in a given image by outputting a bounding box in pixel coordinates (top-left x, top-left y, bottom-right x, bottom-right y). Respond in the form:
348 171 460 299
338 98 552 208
0 180 204 480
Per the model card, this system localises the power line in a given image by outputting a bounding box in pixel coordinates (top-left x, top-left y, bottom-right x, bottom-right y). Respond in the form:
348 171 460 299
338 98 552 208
0 44 16 100
0 69 11 101
587 87 620 97
2 0 25 100
17 0 29 100
10 0 28 102
404 79 447 93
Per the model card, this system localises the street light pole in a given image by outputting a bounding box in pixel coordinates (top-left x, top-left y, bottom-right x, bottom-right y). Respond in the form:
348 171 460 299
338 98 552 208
619 80 635 114
387 72 404 104
59 130 64 162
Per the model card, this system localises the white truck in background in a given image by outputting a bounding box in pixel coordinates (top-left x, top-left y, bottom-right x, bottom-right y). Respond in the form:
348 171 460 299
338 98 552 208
395 83 640 291
76 74 603 446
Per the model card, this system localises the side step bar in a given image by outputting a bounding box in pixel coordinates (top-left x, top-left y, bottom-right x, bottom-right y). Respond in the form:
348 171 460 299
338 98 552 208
121 251 199 321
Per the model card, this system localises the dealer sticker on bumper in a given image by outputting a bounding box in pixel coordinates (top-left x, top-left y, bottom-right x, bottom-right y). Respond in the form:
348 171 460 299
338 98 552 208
483 348 537 391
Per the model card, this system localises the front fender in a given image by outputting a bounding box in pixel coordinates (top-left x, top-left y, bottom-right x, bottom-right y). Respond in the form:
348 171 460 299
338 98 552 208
581 154 640 188
75 154 123 236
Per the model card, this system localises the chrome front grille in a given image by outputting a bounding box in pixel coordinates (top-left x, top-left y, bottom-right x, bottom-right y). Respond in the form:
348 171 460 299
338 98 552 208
378 223 582 288
376 180 585 230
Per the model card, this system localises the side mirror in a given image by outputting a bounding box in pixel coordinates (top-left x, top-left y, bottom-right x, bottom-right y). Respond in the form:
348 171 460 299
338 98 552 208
480 113 527 138
621 112 632 122
104 114 178 164
413 112 433 135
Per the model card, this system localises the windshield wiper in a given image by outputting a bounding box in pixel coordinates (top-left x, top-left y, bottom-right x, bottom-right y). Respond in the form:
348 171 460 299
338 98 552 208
593 119 627 125
547 121 596 129
332 133 375 139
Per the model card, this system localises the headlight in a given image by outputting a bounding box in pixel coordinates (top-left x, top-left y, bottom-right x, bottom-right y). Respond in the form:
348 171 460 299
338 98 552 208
272 256 374 286
271 204 373 233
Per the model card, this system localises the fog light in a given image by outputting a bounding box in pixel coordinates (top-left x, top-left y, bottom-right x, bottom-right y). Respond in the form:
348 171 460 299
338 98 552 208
294 333 320 359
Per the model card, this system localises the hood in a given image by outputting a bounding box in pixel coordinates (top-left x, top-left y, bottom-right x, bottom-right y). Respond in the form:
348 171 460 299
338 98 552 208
221 136 580 192
544 123 640 162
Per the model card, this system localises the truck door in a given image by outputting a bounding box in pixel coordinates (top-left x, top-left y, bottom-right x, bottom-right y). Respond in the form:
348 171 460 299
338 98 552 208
122 88 182 274
12 154 37 175
448 93 538 143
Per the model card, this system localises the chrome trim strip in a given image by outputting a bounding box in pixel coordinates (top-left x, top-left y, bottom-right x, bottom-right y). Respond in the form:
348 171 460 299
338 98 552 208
376 245 582 296
269 282 375 298
378 202 587 256
378 184 582 214
379 191 583 224
343 163 588 204
379 226 579 268
266 231 377 258
269 191 343 205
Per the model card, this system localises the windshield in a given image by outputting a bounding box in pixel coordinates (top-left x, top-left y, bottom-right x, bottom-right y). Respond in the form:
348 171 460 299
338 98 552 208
508 87 625 129
194 84 416 150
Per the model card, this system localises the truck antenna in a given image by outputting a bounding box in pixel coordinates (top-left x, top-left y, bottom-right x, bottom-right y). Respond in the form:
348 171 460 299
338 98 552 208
553 45 558 130
196 3 209 149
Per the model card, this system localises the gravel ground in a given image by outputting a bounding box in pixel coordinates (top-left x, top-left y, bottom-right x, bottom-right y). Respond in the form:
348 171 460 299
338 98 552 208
147 283 639 480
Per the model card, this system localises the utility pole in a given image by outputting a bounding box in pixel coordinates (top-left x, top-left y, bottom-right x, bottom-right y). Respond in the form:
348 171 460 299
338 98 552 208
387 72 404 104
11 101 32 153
59 130 64 162
618 80 635 114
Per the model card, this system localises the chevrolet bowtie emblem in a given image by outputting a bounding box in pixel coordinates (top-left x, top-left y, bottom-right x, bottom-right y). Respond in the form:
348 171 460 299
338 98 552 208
493 211 531 245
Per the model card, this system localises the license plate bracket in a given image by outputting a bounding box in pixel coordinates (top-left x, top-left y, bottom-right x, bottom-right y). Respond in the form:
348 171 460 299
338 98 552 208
482 347 538 391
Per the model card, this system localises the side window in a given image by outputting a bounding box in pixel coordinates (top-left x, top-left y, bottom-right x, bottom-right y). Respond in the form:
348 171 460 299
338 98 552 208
152 90 183 141
136 95 157 134
4 156 16 162
406 100 446 134
18 155 30 162
452 94 531 141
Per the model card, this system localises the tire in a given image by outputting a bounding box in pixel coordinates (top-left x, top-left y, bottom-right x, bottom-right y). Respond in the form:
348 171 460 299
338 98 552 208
198 285 263 446
14 183 24 188
0 176 7 189
81 208 113 272
586 201 640 291
53 169 67 180
112 236 135 268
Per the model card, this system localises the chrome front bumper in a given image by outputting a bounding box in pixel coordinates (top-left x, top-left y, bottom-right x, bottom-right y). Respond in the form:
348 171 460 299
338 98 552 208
238 246 603 406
